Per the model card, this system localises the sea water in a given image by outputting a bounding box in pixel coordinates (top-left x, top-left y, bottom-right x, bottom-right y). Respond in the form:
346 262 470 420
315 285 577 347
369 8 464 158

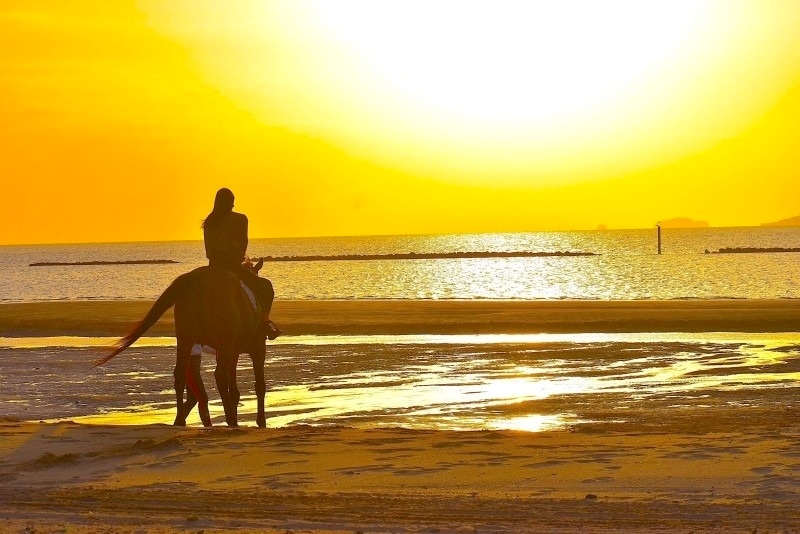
2 227 800 302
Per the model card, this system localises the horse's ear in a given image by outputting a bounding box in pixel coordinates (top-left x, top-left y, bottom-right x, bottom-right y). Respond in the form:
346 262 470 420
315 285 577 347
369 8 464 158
253 257 264 273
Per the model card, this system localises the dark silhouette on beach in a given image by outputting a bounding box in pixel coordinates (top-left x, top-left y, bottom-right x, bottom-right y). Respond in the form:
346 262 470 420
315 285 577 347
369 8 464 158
203 188 278 339
96 260 269 427
96 189 282 427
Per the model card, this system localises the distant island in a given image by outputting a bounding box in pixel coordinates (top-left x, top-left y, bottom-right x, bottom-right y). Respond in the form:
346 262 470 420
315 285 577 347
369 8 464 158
658 217 709 229
262 251 598 262
30 259 179 267
761 215 800 227
705 247 800 254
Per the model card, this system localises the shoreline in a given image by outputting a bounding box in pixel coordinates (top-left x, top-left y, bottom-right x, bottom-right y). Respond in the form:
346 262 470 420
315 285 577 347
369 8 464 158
2 298 800 337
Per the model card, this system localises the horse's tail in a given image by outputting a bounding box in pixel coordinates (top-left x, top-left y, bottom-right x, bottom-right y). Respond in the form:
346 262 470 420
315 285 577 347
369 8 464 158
94 272 195 366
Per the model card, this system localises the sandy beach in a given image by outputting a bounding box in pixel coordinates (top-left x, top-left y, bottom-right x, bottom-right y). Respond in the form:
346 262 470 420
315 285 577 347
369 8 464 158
2 421 799 533
1 299 800 532
3 298 800 337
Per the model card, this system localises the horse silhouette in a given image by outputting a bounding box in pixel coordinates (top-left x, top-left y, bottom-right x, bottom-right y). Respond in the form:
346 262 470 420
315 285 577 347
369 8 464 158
96 264 273 427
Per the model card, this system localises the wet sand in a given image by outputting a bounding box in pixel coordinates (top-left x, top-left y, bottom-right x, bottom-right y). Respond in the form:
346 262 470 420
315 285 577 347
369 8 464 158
1 299 800 532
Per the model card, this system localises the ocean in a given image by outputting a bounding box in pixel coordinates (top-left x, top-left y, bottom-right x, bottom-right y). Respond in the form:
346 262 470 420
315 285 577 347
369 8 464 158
2 227 800 302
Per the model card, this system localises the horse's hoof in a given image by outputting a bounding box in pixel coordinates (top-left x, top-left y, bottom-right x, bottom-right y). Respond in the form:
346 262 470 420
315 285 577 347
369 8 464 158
256 417 267 428
173 418 187 427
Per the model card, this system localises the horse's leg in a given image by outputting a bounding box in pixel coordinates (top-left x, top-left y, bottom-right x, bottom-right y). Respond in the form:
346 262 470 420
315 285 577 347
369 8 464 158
181 355 198 420
214 343 237 427
229 353 241 426
173 338 192 426
184 366 197 415
186 354 212 427
182 373 197 420
250 342 267 428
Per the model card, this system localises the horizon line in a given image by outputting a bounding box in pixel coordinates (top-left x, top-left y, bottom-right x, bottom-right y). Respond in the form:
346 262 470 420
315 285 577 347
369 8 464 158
2 223 797 247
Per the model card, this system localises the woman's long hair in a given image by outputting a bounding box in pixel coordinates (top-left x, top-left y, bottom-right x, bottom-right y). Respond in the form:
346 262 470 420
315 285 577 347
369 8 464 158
202 188 234 229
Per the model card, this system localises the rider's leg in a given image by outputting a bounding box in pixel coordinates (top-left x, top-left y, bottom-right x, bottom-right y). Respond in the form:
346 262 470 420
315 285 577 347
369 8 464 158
237 267 281 339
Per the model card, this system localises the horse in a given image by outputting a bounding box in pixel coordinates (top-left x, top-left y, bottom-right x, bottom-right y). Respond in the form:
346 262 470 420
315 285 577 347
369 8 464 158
95 264 276 427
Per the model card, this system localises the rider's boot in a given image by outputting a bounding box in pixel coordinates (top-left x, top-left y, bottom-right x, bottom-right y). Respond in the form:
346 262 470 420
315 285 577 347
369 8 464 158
257 313 282 340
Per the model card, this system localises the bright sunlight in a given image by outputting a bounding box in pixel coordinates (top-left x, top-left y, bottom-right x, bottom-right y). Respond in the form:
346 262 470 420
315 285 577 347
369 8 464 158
4 0 800 243
306 1 710 128
137 1 800 191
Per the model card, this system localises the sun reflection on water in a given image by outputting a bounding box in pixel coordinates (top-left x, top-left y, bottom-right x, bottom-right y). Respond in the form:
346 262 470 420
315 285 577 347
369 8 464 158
491 414 578 432
16 332 799 431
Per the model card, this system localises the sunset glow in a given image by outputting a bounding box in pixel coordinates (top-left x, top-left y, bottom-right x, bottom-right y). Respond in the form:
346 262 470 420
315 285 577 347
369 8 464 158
2 1 800 244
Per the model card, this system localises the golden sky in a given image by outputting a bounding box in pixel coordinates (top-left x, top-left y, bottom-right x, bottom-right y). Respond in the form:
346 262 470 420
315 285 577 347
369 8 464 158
2 0 800 245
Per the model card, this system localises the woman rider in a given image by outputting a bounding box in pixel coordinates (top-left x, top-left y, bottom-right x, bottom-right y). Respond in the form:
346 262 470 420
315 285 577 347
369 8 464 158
202 188 280 339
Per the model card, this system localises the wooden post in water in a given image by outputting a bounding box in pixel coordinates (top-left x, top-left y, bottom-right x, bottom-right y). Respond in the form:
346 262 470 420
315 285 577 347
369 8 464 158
657 223 662 255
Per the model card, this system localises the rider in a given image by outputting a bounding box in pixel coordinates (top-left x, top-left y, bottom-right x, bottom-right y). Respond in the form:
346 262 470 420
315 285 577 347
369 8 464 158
202 188 280 339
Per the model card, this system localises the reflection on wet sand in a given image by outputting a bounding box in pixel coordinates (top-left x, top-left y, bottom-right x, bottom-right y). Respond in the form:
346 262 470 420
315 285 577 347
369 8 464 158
2 333 798 431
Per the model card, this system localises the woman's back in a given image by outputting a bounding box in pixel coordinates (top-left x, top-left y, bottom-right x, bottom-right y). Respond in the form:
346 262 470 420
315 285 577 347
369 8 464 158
204 211 248 267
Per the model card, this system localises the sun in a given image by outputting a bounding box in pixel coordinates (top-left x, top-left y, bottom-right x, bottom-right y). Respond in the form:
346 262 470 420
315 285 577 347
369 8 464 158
284 0 740 184
143 1 800 187
306 1 711 130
